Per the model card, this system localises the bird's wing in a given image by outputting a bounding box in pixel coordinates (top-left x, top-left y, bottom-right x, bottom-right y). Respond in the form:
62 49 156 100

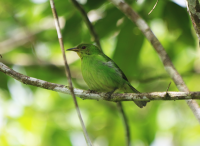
102 53 148 108
102 53 140 92
102 54 129 81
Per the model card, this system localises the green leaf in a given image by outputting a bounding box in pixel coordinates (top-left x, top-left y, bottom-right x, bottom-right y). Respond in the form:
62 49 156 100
84 0 106 10
163 1 195 47
94 7 124 38
62 13 83 45
112 18 144 79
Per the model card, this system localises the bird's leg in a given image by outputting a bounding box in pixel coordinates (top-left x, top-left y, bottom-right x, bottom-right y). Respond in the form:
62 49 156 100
86 89 97 94
105 88 117 101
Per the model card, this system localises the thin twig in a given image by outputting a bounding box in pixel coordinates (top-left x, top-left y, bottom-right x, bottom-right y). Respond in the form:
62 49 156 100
117 102 130 146
49 1 93 146
166 82 171 93
70 0 102 50
1 62 200 101
109 0 200 122
148 0 159 15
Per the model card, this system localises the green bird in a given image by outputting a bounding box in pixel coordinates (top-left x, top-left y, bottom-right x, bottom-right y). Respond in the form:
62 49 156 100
67 44 148 108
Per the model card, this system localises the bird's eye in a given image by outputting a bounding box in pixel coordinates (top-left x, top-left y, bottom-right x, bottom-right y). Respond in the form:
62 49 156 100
82 46 86 49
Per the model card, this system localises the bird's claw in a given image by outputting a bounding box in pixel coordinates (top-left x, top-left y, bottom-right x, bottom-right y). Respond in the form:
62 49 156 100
105 92 113 100
86 89 97 94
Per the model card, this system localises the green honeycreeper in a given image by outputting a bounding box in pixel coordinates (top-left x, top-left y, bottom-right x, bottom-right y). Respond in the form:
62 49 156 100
67 44 148 108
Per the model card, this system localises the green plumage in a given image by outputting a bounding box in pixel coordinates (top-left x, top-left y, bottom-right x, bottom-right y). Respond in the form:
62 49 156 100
67 44 148 108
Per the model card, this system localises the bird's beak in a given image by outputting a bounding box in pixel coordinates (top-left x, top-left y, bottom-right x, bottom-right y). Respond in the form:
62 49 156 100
66 48 79 52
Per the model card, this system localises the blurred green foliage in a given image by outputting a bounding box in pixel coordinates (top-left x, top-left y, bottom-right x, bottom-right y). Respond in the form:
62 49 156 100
0 0 200 146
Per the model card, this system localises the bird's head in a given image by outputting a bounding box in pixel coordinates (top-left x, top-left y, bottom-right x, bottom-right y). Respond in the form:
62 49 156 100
66 44 101 58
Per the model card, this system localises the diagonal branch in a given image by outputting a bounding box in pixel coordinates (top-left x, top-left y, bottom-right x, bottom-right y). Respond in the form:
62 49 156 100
185 0 200 42
70 0 102 50
148 0 159 15
108 0 200 122
1 62 200 101
49 0 93 146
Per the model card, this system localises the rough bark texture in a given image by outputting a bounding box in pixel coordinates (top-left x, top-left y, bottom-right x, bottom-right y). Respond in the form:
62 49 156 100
186 0 200 41
1 62 200 102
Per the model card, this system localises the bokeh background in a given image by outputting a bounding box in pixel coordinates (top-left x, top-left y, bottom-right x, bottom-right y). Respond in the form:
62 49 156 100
0 0 200 145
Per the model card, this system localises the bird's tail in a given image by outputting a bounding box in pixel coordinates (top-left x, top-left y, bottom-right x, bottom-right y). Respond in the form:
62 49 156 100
126 82 149 108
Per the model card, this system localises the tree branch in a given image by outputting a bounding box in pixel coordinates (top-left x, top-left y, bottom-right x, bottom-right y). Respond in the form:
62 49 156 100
185 0 200 42
49 1 93 146
148 0 159 15
1 62 200 101
117 102 131 146
70 0 102 50
108 0 200 122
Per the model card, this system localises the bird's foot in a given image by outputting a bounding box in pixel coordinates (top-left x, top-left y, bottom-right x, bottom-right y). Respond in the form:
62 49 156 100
86 89 97 94
105 88 117 101
105 91 115 101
